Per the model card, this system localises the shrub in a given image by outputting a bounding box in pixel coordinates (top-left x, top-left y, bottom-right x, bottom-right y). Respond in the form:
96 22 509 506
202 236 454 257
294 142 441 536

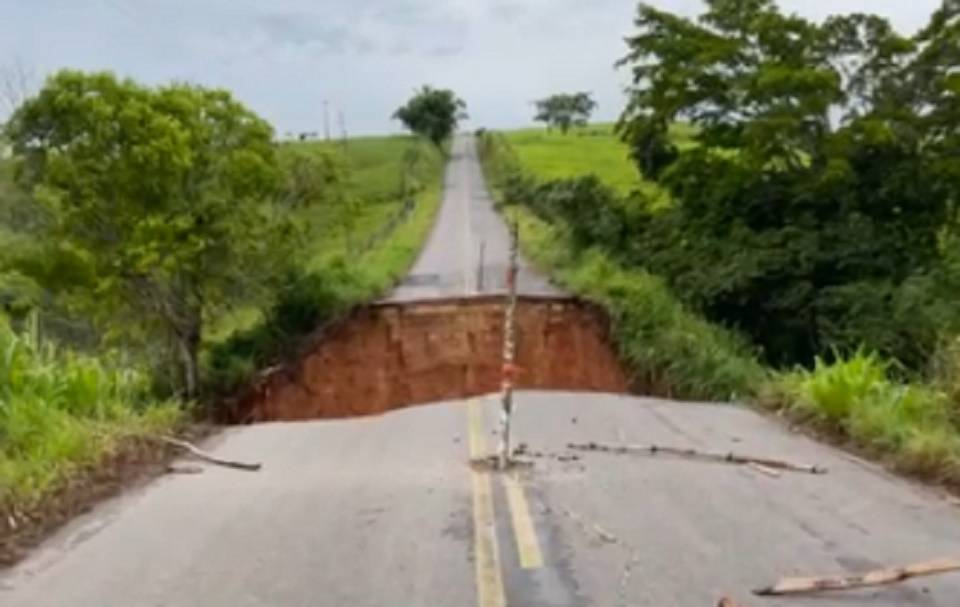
513 208 764 401
0 313 180 507
766 350 960 482
204 262 361 394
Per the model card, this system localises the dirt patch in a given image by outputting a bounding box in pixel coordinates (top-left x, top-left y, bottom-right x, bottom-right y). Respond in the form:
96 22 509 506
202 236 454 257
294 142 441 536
231 295 630 422
0 426 212 568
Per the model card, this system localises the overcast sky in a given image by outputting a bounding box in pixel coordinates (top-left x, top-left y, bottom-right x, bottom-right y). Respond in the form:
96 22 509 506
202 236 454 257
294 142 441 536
0 1 945 136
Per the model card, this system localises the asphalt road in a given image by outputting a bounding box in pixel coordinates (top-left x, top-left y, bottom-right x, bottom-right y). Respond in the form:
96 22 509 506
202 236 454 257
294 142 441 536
387 134 559 301
4 136 960 606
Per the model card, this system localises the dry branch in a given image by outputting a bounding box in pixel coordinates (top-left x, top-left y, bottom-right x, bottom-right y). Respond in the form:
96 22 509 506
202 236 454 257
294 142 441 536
754 558 960 596
568 442 826 475
160 437 262 472
747 462 781 478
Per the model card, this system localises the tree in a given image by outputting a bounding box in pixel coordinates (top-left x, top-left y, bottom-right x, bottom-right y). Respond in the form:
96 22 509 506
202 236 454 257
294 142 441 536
533 92 597 134
393 86 467 147
0 57 35 119
4 70 288 396
615 1 953 367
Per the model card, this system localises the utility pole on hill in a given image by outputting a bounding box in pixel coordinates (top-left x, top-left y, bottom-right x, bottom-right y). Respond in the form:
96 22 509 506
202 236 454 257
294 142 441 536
323 99 331 142
338 110 348 152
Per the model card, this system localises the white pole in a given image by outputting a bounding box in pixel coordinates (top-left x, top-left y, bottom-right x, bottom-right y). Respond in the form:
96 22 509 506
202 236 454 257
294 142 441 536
498 221 519 469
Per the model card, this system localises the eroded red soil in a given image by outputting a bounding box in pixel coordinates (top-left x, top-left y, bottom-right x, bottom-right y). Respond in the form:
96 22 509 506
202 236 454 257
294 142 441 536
233 295 628 422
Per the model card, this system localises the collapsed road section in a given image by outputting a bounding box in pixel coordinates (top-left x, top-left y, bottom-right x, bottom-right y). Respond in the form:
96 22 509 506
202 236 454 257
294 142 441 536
230 295 629 422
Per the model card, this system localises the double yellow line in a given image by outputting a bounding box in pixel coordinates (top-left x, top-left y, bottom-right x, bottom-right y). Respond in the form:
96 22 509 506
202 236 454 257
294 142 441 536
468 400 543 607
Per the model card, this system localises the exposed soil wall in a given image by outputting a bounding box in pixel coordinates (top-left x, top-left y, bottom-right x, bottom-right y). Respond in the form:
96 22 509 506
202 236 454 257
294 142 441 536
232 295 628 422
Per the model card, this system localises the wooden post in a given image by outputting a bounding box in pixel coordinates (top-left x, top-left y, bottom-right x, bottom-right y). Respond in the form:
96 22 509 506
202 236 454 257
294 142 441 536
476 240 486 292
754 558 960 596
498 222 519 470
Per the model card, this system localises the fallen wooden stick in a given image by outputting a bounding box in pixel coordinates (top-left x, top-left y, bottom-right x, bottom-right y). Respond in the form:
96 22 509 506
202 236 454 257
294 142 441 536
754 558 960 596
747 462 781 478
567 442 826 475
160 437 262 472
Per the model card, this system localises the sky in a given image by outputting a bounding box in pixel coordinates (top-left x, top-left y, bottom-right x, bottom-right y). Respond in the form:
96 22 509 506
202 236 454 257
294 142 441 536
0 0 945 136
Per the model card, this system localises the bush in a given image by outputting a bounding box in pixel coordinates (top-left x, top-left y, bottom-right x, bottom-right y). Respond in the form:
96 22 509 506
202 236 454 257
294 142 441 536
512 206 764 401
766 350 960 483
0 313 181 508
204 160 445 400
481 130 763 400
205 262 361 394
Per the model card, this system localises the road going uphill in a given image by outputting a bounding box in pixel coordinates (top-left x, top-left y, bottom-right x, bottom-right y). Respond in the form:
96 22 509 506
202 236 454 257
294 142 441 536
3 136 960 607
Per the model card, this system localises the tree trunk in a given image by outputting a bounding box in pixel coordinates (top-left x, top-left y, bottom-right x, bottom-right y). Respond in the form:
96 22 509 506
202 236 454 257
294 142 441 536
176 320 201 399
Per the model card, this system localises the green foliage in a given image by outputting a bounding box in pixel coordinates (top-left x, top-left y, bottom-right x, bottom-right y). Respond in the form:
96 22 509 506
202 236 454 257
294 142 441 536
393 86 467 147
293 136 443 270
277 143 346 209
480 131 763 400
615 1 960 368
4 70 289 396
533 92 597 134
0 312 181 509
493 126 646 196
205 160 444 397
767 350 960 482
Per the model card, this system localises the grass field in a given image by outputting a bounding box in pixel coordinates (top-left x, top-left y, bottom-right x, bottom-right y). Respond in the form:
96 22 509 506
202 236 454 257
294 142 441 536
282 135 443 271
204 135 446 392
502 123 695 196
209 135 444 340
503 124 640 194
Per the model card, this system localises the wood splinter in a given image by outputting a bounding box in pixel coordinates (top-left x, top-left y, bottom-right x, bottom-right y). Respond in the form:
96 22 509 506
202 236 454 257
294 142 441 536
160 437 262 472
754 558 960 596
568 441 826 475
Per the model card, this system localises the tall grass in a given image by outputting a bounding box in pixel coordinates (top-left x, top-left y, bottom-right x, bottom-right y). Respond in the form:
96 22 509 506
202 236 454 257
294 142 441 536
0 313 181 510
765 350 960 484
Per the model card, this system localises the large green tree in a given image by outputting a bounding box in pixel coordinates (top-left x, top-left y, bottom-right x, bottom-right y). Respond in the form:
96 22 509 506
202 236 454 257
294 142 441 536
616 1 957 366
393 86 467 147
5 70 288 396
533 92 597 134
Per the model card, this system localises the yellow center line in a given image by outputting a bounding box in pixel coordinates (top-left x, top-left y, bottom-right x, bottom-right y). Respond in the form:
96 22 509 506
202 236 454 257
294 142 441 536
504 473 544 569
468 400 506 607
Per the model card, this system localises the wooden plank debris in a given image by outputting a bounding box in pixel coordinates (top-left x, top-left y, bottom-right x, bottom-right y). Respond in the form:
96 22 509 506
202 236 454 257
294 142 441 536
568 442 826 475
161 437 262 472
753 558 960 596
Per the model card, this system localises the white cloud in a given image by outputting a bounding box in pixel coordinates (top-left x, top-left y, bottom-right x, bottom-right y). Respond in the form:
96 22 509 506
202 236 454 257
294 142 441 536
0 0 945 135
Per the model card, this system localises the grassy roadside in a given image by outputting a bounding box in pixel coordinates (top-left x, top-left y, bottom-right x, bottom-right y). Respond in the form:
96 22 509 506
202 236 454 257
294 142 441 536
480 131 764 401
509 206 765 400
0 314 184 557
760 353 960 486
205 140 446 397
207 135 442 342
482 128 960 490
